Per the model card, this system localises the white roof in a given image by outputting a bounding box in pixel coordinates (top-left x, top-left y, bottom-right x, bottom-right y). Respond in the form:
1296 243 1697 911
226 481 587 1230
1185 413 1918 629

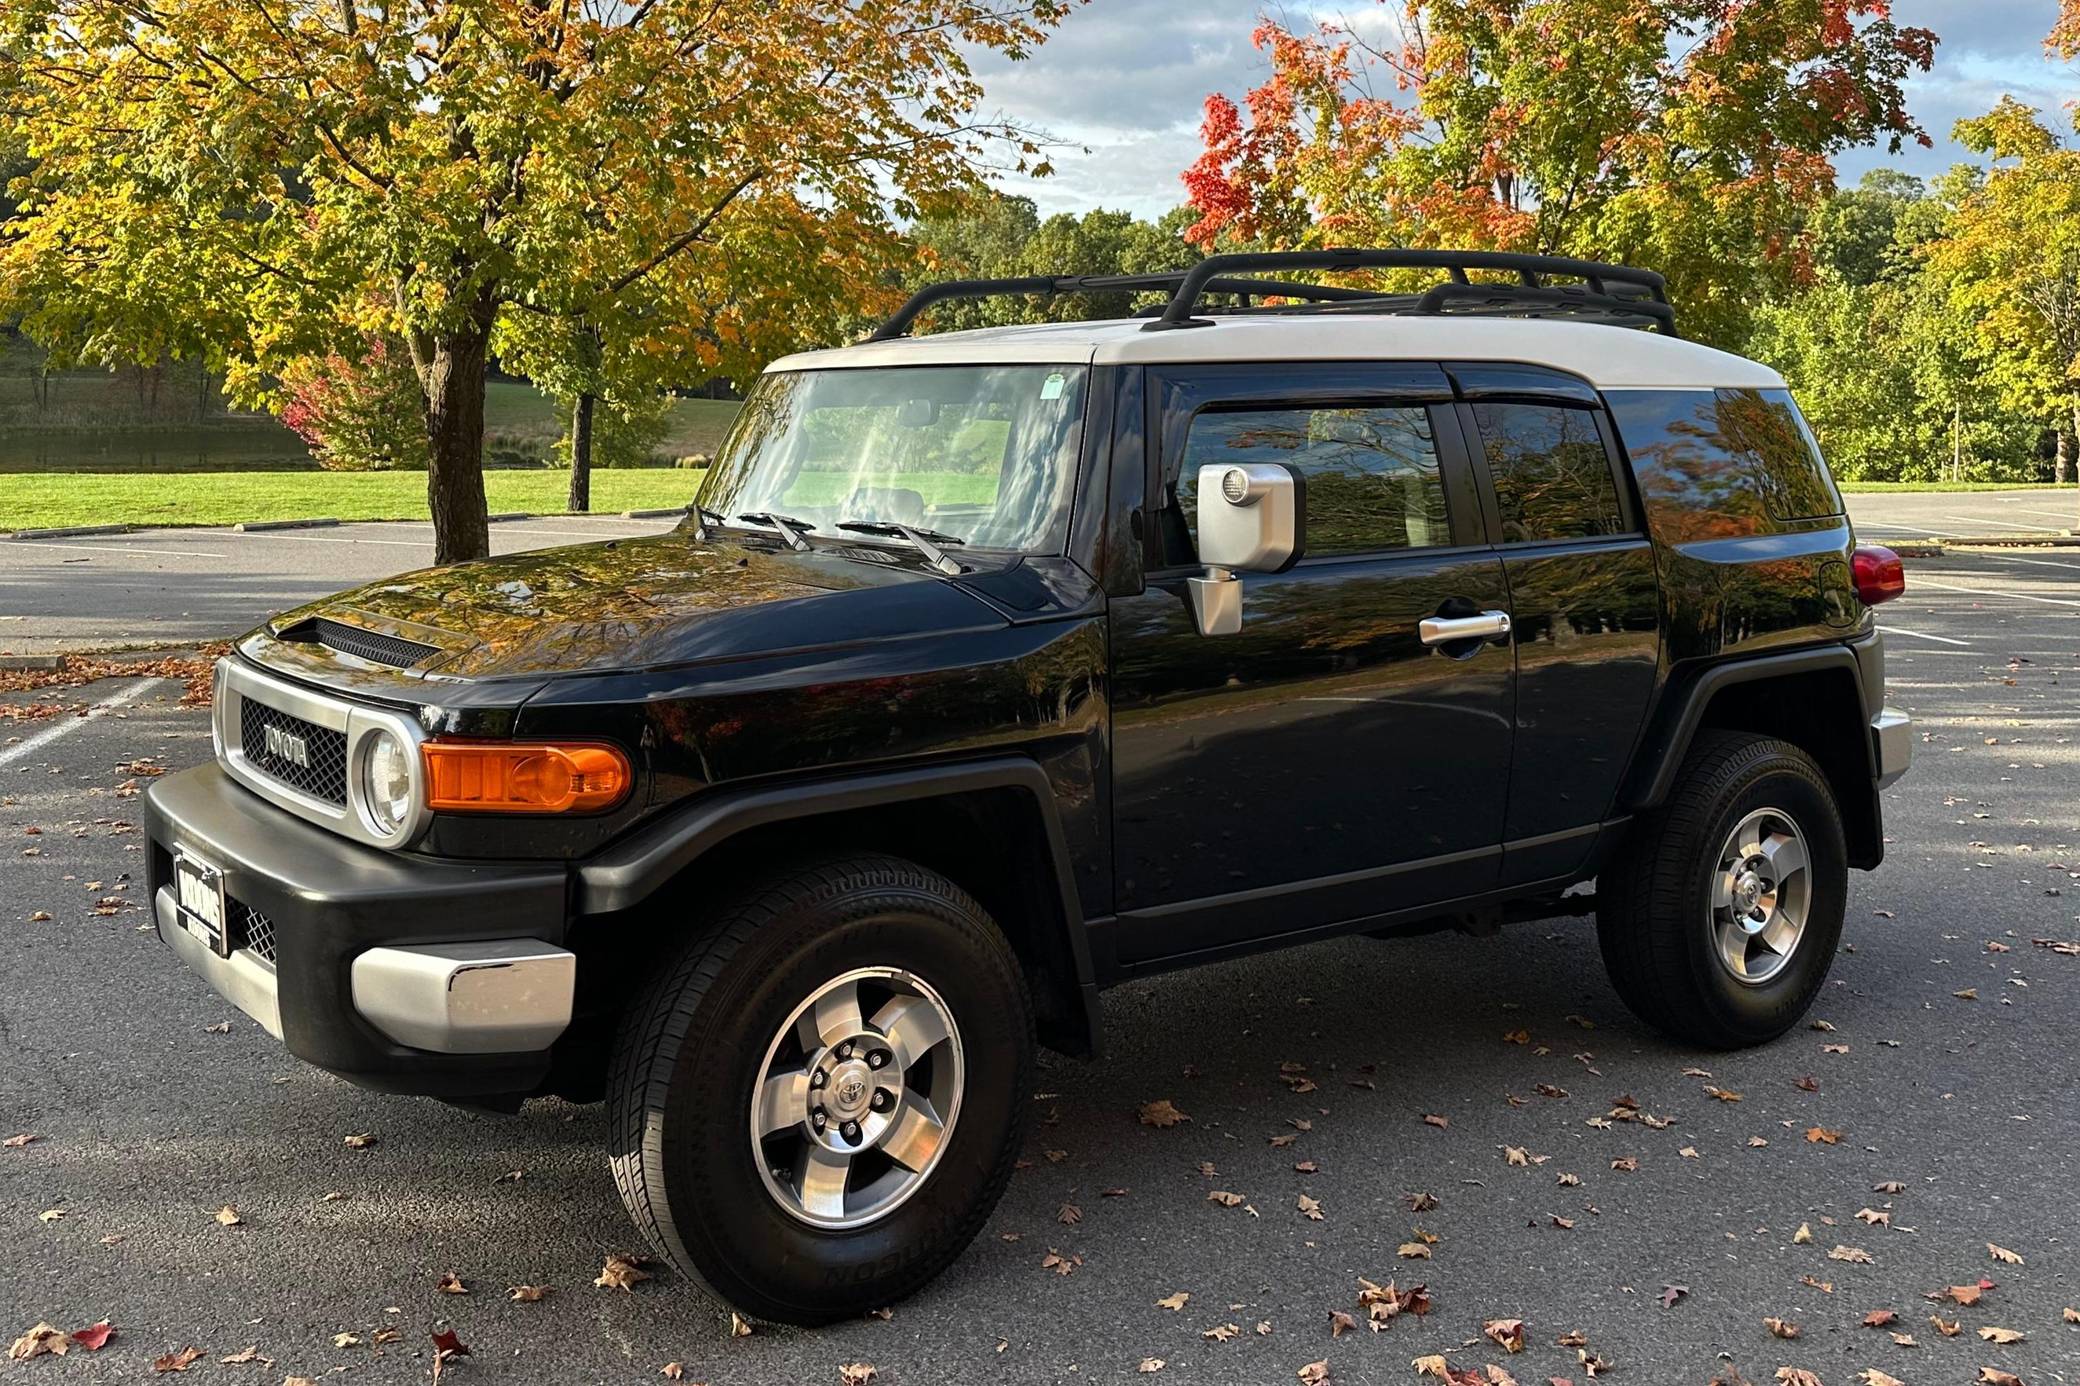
766 314 1782 391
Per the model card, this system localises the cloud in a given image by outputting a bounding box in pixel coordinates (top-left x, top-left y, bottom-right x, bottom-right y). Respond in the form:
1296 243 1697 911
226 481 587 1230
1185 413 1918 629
977 0 2078 220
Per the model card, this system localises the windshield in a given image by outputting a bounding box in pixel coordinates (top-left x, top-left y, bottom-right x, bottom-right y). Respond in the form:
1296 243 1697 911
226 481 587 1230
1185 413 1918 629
697 364 1090 553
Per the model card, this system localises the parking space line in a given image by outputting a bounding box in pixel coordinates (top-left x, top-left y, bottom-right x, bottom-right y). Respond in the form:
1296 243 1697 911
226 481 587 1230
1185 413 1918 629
1974 552 2080 574
2002 507 2079 523
1910 577 2080 609
1875 624 1970 646
1940 513 2065 532
0 539 231 559
0 679 163 769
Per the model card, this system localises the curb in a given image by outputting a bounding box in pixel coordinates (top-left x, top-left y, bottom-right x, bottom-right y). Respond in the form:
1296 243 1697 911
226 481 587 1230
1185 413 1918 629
0 654 66 671
1889 542 1946 559
1947 533 2080 548
234 517 340 533
4 523 133 540
487 512 533 523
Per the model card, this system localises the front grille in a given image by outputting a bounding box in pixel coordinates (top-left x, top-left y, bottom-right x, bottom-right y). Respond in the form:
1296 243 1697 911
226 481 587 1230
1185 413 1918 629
234 900 277 965
238 699 349 805
312 618 439 669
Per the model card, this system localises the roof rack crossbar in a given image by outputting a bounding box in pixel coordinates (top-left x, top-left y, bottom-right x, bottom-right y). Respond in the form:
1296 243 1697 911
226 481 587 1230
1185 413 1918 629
1139 248 1675 336
867 271 1382 342
1409 281 1677 332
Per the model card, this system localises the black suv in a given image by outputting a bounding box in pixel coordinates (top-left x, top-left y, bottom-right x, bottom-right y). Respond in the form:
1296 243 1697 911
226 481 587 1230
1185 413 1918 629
145 250 1912 1323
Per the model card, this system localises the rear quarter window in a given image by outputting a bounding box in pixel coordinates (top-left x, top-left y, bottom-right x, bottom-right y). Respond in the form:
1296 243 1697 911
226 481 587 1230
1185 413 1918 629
1605 388 1843 542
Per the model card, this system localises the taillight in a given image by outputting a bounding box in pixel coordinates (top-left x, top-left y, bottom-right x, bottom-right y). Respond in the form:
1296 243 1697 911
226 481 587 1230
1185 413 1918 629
1851 545 1905 606
422 741 632 814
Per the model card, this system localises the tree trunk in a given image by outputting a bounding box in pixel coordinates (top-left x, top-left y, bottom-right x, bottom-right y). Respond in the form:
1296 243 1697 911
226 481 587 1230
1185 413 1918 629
2057 426 2075 489
568 392 595 513
419 315 494 565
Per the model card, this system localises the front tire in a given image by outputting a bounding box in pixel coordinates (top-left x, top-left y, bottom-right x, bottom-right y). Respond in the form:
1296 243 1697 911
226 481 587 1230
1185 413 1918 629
1597 732 1847 1048
607 854 1034 1324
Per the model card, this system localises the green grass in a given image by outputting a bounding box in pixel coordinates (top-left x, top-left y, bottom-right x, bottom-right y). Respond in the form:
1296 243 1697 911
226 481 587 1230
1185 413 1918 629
1836 480 2073 493
0 470 707 531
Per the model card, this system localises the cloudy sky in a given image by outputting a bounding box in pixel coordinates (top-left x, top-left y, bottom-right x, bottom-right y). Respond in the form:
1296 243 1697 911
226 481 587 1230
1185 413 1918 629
969 1 2079 221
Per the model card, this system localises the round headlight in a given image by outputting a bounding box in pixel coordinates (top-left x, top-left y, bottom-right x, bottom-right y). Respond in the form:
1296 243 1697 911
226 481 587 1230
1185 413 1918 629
362 729 415 836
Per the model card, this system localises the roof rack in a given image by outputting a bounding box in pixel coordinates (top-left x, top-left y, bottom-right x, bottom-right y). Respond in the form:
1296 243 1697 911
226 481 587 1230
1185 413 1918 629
1139 248 1677 336
866 271 1388 342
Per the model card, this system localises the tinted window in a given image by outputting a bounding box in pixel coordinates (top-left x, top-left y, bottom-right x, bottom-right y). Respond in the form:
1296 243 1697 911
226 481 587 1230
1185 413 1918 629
1472 402 1627 543
1605 388 1843 542
1177 405 1449 557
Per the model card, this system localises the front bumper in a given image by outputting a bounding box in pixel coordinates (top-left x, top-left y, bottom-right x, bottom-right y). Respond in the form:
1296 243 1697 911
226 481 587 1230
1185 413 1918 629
1872 706 1912 790
145 763 577 1097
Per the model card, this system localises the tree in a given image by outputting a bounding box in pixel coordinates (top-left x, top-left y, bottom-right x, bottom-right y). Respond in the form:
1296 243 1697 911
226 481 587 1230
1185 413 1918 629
1181 2 1939 347
2053 0 2080 60
1925 100 2080 490
1 0 1075 561
905 193 1200 332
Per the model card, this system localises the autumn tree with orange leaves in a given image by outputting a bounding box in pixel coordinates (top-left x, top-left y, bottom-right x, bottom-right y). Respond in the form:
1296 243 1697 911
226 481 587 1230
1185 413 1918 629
1183 1 1938 346
0 0 1076 561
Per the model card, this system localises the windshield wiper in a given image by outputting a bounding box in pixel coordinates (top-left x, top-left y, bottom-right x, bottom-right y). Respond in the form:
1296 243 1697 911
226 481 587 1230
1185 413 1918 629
836 520 964 576
736 511 814 552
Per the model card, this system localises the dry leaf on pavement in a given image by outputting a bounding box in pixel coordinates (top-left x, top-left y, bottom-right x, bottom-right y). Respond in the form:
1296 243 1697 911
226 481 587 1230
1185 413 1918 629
151 1346 204 1373
1828 1245 1873 1264
840 1365 877 1386
1138 1099 1189 1128
1763 1317 1801 1339
1482 1319 1525 1353
1156 1292 1189 1311
1297 1193 1323 1221
595 1254 651 1291
508 1285 550 1302
1297 1362 1330 1384
71 1323 113 1352
1977 1326 2025 1344
436 1273 468 1295
9 1324 67 1361
1987 1243 2024 1265
1138 1359 1165 1374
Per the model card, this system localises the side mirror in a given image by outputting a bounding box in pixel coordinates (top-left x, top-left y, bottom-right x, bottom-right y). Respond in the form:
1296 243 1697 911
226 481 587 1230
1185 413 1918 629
1188 462 1305 636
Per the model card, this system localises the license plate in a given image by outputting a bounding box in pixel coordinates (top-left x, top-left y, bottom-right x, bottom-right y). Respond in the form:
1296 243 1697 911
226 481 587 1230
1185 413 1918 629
172 849 229 958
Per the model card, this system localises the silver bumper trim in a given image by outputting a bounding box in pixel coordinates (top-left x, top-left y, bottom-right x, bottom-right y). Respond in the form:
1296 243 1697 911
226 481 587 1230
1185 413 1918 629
350 941 576 1054
1872 706 1911 790
155 886 284 1039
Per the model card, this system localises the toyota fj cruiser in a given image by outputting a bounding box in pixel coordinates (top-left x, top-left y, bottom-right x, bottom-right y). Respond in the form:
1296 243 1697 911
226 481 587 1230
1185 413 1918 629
145 249 1912 1323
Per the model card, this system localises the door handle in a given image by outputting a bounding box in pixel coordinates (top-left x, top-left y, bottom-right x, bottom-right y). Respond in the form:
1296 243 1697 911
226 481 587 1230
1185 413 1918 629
1419 610 1512 647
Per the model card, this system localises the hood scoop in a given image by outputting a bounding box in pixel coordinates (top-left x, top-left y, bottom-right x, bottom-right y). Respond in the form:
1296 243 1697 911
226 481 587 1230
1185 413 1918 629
279 614 447 670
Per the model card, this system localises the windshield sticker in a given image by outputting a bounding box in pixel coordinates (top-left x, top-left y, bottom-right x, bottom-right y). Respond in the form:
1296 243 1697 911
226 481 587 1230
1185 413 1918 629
1040 372 1066 401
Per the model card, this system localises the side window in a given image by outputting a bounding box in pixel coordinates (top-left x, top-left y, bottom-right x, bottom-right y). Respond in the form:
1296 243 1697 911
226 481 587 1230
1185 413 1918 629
1604 388 1842 542
1716 388 1844 521
1471 402 1628 543
1175 405 1449 558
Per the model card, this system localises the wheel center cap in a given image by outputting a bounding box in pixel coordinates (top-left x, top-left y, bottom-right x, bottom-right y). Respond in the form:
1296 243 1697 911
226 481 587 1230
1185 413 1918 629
827 1060 873 1117
1733 868 1768 929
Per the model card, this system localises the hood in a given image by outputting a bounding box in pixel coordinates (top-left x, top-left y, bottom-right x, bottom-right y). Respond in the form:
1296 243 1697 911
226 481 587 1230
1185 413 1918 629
261 531 1014 680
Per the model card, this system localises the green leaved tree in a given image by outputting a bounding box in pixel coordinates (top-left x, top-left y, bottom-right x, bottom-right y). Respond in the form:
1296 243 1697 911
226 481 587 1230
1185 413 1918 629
1 0 1075 561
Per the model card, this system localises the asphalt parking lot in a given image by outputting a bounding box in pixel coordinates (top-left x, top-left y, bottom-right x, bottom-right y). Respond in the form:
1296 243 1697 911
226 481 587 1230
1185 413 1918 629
0 516 679 656
4 549 2079 1385
1848 487 2078 542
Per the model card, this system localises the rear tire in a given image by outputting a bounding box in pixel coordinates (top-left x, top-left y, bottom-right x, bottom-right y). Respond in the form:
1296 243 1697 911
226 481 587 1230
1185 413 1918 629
607 854 1033 1324
1597 732 1847 1048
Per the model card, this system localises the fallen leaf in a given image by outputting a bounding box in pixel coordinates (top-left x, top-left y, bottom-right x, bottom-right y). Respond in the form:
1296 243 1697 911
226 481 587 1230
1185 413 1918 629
1793 1223 1813 1244
729 1312 753 1337
332 1333 359 1349
508 1284 550 1302
1945 1280 1994 1307
1297 1193 1323 1221
1208 1190 1245 1207
1396 1241 1432 1259
1931 1316 1963 1337
1976 1371 2023 1386
1486 1368 1519 1386
1057 1202 1082 1225
152 1346 203 1373
1987 1243 2024 1265
1660 1284 1688 1309
1040 1248 1082 1277
1138 1099 1189 1128
1204 1323 1241 1342
1413 1357 1451 1380
1977 1326 2025 1344
1763 1316 1801 1339
1954 988 1978 1000
71 1323 113 1352
595 1254 651 1291
214 1205 242 1226
1298 1361 1330 1385
436 1272 468 1295
1858 1374 1905 1386
839 1365 877 1386
1610 1156 1639 1172
1806 1127 1843 1145
1137 1359 1165 1375
1861 1309 1897 1328
217 1346 266 1364
1856 1208 1891 1227
1829 1245 1874 1264
3 1134 36 1149
2064 1307 2079 1324
1774 1371 1822 1386
1705 1086 1742 1102
9 1324 67 1361
342 1133 376 1149
662 1366 685 1381
1482 1319 1526 1353
1422 1114 1449 1129
1156 1292 1190 1312
1328 1309 1356 1338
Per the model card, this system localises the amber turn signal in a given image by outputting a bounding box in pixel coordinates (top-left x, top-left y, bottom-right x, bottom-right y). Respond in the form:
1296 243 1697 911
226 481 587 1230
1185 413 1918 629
422 740 631 814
